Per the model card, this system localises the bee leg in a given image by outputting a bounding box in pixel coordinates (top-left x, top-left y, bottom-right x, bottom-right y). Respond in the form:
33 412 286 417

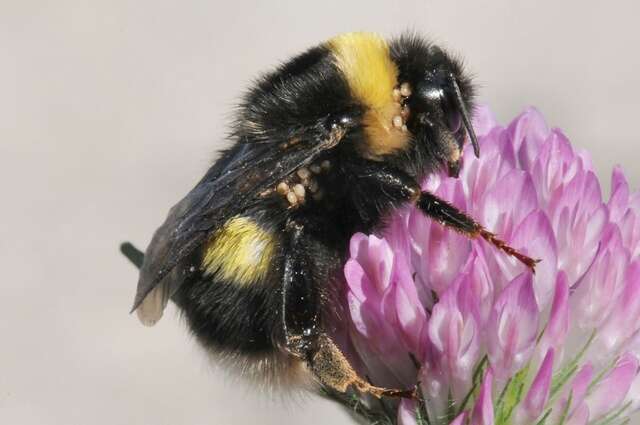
281 221 416 399
416 191 540 271
280 221 322 359
307 333 416 399
348 164 538 270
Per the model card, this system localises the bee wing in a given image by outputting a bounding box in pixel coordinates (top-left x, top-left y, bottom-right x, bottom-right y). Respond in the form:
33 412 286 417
131 133 342 323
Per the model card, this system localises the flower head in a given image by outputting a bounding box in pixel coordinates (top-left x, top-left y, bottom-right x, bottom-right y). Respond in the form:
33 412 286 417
340 106 640 424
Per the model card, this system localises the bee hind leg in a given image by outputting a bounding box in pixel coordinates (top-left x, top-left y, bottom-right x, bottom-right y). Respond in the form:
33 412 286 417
281 220 415 399
307 333 416 399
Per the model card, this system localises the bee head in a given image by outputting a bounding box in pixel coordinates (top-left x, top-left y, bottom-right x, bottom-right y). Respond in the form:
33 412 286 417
391 39 478 178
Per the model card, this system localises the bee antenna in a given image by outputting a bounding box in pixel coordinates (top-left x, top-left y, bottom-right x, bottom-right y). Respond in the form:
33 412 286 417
450 74 480 158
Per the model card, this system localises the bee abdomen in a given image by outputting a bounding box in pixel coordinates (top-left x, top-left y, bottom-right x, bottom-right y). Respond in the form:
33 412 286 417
173 275 282 354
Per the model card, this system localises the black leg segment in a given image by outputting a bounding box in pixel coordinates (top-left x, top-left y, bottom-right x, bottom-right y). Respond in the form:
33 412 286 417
281 221 321 357
417 191 540 270
280 219 416 399
346 162 539 271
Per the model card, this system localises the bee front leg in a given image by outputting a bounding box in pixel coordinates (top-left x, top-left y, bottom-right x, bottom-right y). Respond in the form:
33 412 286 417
416 191 540 270
281 220 415 399
348 163 538 270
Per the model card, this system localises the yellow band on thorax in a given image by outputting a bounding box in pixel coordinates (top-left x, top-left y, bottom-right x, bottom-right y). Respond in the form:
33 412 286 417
328 32 408 157
328 32 397 109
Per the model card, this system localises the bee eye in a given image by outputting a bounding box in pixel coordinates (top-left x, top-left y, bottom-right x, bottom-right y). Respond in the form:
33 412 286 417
439 89 463 133
447 110 462 133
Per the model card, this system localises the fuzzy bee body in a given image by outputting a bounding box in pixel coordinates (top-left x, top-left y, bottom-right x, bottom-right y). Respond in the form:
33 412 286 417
130 32 536 397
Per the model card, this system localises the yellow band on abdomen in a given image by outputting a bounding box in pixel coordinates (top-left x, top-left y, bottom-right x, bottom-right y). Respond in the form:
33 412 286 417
202 216 276 285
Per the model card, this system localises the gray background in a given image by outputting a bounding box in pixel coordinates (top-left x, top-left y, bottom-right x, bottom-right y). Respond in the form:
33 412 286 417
2 1 639 424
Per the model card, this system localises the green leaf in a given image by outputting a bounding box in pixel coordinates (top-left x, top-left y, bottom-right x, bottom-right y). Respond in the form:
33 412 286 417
555 391 573 425
589 401 632 425
458 356 488 415
586 358 617 397
415 403 431 425
318 387 394 425
446 389 457 424
550 331 596 399
534 408 553 425
414 386 432 425
495 366 529 425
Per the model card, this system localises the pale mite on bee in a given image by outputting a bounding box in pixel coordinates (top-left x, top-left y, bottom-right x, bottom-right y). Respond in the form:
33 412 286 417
274 160 331 207
128 32 538 399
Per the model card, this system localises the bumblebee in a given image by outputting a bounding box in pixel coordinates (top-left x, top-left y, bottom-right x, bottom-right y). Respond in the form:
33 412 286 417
125 32 537 398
